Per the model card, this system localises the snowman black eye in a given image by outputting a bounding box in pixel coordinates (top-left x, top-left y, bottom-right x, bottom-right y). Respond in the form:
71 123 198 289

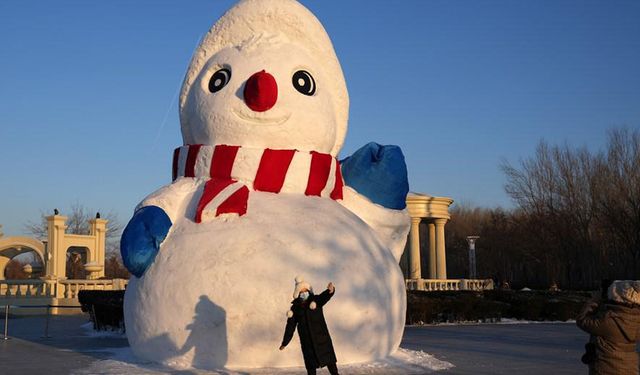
208 68 231 93
292 70 316 96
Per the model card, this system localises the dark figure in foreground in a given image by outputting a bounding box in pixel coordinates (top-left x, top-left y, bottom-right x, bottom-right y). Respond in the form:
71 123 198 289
280 277 338 375
577 280 640 375
580 279 613 367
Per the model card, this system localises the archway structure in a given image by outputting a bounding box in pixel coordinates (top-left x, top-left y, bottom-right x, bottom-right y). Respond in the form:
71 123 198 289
0 216 130 315
0 236 46 280
45 214 108 280
0 214 108 280
406 192 454 280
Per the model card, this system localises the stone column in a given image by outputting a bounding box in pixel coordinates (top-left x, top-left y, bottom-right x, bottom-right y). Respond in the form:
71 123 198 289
466 236 479 279
0 256 11 280
46 215 68 280
435 218 448 279
89 218 108 278
428 222 437 279
409 217 422 279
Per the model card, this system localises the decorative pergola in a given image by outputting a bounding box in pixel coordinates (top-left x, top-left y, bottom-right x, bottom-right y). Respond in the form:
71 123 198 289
0 214 127 315
0 215 108 280
405 192 454 280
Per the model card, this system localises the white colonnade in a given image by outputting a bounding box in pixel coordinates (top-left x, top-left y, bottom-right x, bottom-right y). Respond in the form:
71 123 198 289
405 193 454 280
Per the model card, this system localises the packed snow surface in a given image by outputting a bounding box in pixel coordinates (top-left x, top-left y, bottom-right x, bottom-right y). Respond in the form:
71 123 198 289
72 347 453 374
80 322 126 338
125 193 407 368
410 319 577 326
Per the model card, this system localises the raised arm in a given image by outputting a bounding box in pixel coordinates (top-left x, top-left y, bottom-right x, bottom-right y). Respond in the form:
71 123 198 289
315 283 336 307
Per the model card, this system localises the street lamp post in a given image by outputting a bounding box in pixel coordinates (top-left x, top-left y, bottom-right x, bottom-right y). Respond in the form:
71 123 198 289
466 236 480 279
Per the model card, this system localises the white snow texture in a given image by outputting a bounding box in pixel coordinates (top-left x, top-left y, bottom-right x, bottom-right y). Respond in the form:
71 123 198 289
179 0 348 156
124 0 411 370
72 347 453 375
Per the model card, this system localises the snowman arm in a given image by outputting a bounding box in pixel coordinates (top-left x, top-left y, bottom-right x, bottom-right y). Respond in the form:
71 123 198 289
121 178 201 277
134 178 202 224
339 187 410 262
281 316 297 347
338 142 411 261
120 206 171 278
340 142 409 210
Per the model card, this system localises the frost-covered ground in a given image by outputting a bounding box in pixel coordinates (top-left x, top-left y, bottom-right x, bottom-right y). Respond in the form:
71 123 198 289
0 315 589 374
70 321 452 374
404 321 587 374
72 346 452 375
410 318 577 327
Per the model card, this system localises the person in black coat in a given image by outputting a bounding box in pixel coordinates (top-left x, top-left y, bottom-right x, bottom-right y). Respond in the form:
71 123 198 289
280 276 339 375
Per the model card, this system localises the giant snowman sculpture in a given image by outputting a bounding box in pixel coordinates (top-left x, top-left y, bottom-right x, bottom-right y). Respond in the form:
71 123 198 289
121 0 410 370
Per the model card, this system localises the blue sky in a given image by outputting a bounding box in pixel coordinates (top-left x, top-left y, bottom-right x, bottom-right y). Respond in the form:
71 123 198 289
1 0 639 236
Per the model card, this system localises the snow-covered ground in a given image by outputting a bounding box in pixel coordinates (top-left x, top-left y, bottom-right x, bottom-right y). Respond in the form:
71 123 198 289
72 347 453 375
80 322 126 338
1 315 589 374
489 318 576 325
74 318 453 373
409 318 576 327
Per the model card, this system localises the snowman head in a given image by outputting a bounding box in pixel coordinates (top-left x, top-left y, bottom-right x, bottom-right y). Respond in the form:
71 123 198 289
179 0 349 156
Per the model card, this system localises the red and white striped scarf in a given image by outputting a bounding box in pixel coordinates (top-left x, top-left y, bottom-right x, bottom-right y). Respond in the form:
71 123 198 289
172 144 344 222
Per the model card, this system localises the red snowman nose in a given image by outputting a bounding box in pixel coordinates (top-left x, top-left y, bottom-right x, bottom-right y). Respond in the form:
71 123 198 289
243 70 278 112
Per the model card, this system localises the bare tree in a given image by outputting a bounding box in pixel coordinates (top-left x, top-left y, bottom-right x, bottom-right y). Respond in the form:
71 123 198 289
105 253 131 279
595 128 640 277
497 127 640 289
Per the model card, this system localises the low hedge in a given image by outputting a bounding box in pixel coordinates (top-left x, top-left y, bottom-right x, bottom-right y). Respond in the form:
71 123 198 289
77 289 592 331
78 290 125 332
407 289 592 324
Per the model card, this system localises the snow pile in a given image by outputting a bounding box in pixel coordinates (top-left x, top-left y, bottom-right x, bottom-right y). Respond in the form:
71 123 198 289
411 319 577 327
72 347 453 375
496 318 576 325
80 322 126 338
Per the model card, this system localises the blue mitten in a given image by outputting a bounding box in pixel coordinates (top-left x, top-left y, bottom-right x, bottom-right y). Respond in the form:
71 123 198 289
341 142 409 210
120 206 172 278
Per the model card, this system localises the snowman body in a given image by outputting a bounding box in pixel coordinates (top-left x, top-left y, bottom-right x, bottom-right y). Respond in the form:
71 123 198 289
122 0 411 370
125 182 406 369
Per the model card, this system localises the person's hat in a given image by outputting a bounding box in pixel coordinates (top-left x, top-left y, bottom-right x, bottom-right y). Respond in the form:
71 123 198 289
608 280 640 305
293 276 312 299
